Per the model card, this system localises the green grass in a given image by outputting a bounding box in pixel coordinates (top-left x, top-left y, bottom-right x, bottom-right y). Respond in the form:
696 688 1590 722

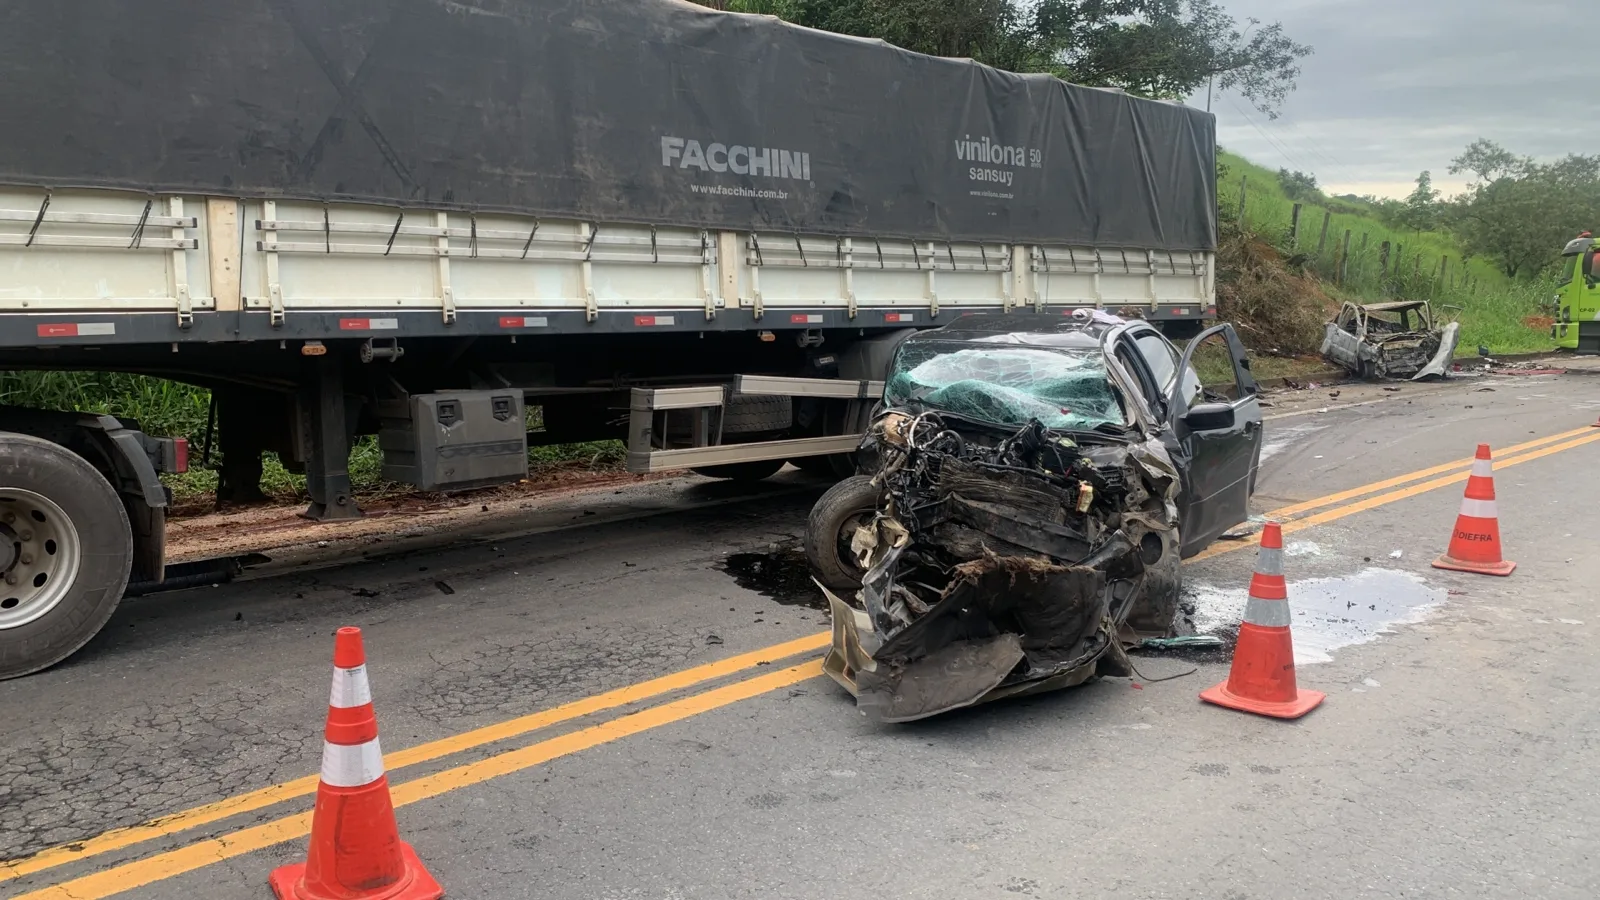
1218 151 1555 356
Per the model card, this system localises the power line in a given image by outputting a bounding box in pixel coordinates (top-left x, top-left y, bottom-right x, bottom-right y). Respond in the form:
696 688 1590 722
1272 115 1367 188
1226 96 1313 174
1226 98 1372 195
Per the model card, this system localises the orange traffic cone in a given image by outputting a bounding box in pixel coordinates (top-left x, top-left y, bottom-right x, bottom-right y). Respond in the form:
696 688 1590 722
1200 522 1324 719
270 628 443 900
1431 443 1516 576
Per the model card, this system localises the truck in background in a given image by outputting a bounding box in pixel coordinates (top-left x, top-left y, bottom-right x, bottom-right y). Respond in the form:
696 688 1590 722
1552 232 1598 353
0 0 1220 678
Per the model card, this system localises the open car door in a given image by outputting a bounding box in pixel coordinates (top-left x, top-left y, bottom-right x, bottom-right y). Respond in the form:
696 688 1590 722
1170 324 1264 557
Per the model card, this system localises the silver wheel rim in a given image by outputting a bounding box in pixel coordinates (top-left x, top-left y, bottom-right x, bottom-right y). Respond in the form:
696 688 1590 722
0 488 83 630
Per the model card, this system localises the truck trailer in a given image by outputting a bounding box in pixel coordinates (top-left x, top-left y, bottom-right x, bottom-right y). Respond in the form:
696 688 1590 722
0 0 1220 678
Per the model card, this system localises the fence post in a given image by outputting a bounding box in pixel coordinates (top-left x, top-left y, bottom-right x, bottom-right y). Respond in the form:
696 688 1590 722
1380 240 1391 282
1439 255 1449 287
1357 232 1368 281
1394 243 1404 281
1289 203 1302 247
1338 229 1352 284
1238 177 1248 221
1316 210 1332 257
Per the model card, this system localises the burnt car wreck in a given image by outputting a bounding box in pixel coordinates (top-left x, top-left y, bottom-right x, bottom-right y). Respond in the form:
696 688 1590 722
807 314 1264 722
1320 300 1461 380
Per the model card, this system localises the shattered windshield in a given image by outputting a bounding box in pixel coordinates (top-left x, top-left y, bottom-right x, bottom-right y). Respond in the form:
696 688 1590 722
883 341 1126 430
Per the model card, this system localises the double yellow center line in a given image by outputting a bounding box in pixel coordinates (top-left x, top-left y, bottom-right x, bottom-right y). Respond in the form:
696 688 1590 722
6 423 1599 900
1192 424 1600 561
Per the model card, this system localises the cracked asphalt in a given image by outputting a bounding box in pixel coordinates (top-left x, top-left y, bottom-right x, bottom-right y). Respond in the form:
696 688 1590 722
2 370 1598 899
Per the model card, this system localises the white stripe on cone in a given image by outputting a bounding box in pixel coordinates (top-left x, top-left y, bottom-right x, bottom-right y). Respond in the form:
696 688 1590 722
1243 596 1292 627
1255 547 1283 576
321 737 385 788
329 664 373 709
1471 459 1494 478
1458 497 1499 519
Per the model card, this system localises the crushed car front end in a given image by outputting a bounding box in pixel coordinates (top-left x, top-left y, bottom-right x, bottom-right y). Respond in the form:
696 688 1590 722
817 323 1183 723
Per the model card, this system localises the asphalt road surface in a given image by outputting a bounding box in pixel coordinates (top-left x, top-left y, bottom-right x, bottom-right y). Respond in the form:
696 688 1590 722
2 370 1598 900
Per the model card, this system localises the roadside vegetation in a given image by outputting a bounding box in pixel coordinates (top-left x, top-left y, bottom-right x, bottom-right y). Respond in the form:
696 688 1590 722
1215 151 1560 359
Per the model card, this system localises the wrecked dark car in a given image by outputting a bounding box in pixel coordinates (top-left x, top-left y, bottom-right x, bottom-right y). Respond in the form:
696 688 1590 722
1320 300 1460 380
804 313 1264 722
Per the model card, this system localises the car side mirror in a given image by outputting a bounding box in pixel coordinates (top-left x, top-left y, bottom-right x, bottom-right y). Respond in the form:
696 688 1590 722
1182 402 1235 432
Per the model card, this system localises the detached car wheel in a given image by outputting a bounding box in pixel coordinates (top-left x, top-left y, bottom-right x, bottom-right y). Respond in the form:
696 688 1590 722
0 434 132 679
805 475 879 592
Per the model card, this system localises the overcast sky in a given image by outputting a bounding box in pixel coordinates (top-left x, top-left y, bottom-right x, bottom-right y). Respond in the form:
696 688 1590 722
1186 0 1595 200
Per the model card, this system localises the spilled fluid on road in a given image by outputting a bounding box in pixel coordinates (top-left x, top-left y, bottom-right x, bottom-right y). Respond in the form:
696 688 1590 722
1182 568 1446 664
720 545 829 609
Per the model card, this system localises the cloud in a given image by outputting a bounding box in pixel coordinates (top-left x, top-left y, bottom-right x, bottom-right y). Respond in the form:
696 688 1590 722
1189 0 1596 198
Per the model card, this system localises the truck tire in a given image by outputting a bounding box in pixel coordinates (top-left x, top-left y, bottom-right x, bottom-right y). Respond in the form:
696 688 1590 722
0 433 133 679
721 394 792 434
690 459 786 482
804 475 879 592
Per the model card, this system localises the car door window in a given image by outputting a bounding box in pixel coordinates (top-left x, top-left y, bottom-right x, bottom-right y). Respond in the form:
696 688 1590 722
1131 330 1203 410
1114 342 1162 416
1337 305 1359 334
1132 332 1178 388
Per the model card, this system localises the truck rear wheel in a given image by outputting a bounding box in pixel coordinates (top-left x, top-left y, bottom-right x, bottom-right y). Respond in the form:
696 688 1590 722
0 433 132 679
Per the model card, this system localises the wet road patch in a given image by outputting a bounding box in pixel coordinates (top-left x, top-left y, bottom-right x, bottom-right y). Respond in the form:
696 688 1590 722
1183 568 1445 664
720 545 827 609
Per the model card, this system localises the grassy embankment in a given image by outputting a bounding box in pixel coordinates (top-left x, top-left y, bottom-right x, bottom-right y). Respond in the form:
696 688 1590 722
1215 151 1555 357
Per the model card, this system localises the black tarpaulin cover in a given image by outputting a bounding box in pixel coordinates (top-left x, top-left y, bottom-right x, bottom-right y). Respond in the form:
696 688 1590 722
0 0 1217 250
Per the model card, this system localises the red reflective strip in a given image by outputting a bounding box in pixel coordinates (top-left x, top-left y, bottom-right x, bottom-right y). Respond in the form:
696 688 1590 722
333 626 365 668
172 438 189 474
635 315 657 326
36 323 78 337
325 702 379 745
1259 521 1284 550
884 313 910 323
338 318 370 330
499 316 524 328
1249 572 1287 600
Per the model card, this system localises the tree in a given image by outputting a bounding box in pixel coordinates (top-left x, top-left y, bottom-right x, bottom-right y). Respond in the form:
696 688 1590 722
1033 1 1310 117
1447 141 1600 278
1396 171 1440 235
1449 139 1528 185
696 0 1312 118
1277 168 1321 202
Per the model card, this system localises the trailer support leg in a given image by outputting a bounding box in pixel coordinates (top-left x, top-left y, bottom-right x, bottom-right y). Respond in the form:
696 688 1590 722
215 387 270 506
302 355 362 521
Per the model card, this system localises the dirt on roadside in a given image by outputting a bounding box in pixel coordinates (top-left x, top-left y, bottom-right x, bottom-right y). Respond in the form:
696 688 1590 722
166 467 671 563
